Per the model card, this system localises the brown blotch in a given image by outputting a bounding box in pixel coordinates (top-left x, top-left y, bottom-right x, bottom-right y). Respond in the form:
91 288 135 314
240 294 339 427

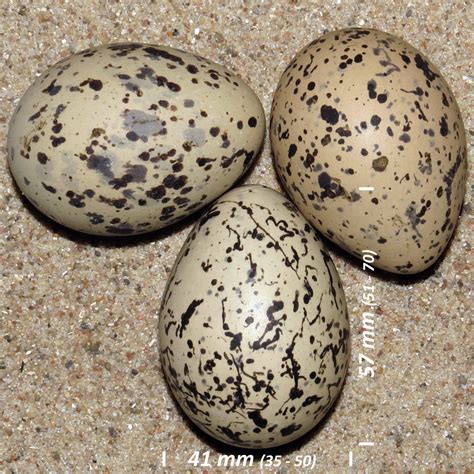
372 156 388 172
91 128 106 138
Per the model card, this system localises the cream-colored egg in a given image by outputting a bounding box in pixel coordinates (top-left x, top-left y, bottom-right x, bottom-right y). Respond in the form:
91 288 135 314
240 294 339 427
271 28 467 273
7 43 264 235
159 185 350 448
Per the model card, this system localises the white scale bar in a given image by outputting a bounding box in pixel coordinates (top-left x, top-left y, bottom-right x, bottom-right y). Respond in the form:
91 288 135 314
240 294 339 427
358 186 374 192
349 443 375 466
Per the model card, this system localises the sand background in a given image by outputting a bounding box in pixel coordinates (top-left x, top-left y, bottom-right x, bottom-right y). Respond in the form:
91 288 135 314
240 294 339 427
1 0 472 472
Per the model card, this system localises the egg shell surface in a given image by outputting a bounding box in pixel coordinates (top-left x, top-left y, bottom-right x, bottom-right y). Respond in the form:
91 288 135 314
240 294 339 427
7 43 265 235
270 28 467 274
159 184 350 448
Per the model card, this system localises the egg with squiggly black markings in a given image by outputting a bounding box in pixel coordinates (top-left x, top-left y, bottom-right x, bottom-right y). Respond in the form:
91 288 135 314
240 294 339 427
7 43 264 235
159 184 350 448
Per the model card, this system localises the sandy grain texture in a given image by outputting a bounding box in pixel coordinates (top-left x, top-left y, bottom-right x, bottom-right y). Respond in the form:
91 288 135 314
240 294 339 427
1 0 472 472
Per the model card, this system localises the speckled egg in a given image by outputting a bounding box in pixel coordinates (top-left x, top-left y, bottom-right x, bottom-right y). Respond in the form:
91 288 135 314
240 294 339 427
271 28 467 274
7 43 264 235
159 185 350 448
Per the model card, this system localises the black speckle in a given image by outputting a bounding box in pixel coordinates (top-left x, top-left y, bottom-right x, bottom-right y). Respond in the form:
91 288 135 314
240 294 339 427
367 80 377 99
288 144 297 158
42 182 56 193
145 185 166 200
320 105 339 125
318 172 345 199
248 410 268 428
167 81 181 92
439 116 449 137
370 115 381 126
179 299 204 337
401 54 411 64
442 93 449 107
29 105 48 122
52 123 63 134
248 117 257 128
197 157 216 167
65 190 85 208
321 134 331 146
86 212 104 225
89 79 103 91
37 152 48 164
80 78 103 91
42 79 61 96
414 53 438 82
219 426 241 442
163 174 188 190
106 224 134 235
280 423 302 437
98 195 126 209
143 47 185 65
51 136 66 147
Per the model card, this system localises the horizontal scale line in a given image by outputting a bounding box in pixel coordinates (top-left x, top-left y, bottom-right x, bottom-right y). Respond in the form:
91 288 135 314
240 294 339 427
358 186 374 192
359 442 375 446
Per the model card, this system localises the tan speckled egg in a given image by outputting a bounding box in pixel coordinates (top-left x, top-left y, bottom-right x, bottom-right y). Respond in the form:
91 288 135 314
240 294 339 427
7 43 264 235
159 185 350 449
271 29 467 274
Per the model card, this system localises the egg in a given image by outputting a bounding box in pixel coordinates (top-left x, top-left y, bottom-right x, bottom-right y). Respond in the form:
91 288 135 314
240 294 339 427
159 185 350 448
7 43 264 235
270 28 467 274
